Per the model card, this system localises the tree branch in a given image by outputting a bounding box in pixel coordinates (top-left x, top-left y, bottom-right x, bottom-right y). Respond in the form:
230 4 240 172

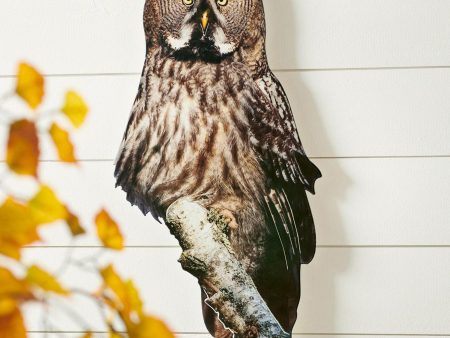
166 199 290 338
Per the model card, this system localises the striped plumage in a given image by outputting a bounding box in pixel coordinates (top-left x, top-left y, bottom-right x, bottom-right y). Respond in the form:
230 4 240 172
115 0 321 336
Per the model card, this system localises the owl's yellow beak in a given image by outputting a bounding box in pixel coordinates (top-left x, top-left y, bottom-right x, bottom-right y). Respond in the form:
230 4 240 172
201 10 209 32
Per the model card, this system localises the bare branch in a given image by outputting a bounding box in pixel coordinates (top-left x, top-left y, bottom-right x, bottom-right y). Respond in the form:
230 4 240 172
166 199 290 338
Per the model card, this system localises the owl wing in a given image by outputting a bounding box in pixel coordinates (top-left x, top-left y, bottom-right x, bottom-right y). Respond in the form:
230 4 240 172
247 71 321 264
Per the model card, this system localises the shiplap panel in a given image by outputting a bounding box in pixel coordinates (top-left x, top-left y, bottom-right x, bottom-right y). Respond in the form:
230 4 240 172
1 1 448 337
1 68 449 159
12 247 450 334
1 0 450 76
2 157 449 247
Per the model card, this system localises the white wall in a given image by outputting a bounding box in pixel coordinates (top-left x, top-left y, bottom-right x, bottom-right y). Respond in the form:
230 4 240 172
1 0 450 337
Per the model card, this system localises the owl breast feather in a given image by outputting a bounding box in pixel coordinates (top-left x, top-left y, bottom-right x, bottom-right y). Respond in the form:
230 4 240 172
115 61 266 220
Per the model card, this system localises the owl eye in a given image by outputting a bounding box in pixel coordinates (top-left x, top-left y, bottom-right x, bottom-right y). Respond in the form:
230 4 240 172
182 0 194 6
216 0 228 6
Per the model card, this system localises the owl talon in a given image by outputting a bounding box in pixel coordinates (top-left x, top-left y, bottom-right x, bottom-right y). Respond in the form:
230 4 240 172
210 207 238 230
218 209 238 230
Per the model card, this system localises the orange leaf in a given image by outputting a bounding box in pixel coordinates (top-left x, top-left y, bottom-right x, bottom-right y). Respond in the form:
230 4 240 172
26 265 69 296
62 91 89 128
49 123 77 163
0 298 17 317
95 209 123 250
6 119 39 177
0 268 33 316
15 62 44 109
66 209 86 236
28 185 68 224
0 198 39 259
0 307 26 338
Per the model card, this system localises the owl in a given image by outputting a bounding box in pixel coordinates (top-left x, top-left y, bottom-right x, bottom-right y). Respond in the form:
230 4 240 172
115 0 321 336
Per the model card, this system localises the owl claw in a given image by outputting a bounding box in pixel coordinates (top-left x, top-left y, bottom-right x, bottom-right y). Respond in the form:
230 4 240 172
213 208 238 230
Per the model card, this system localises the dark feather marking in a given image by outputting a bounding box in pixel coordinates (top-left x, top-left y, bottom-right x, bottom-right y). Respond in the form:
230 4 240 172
205 122 218 153
230 140 239 164
222 162 230 180
175 134 186 164
229 112 248 142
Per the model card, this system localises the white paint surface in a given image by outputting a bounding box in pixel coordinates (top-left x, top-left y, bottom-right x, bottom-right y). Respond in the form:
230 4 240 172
8 247 450 334
1 0 450 74
0 0 449 336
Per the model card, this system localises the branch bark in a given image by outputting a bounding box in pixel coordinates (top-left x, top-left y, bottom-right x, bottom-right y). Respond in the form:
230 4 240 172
166 199 290 338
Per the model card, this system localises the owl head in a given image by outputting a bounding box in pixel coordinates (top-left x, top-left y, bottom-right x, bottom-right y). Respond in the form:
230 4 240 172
144 0 265 62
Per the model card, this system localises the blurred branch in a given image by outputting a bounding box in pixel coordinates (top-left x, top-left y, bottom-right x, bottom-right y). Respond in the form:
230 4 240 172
0 62 174 338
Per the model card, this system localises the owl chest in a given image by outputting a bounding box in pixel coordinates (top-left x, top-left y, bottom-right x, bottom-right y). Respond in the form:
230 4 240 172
139 82 264 205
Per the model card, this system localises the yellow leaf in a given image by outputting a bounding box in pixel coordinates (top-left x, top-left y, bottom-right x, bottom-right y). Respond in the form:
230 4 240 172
49 123 77 163
100 265 142 316
15 62 44 109
79 333 92 338
109 332 124 338
66 209 86 236
100 265 126 303
95 209 123 250
62 91 89 128
26 265 69 295
123 280 143 317
80 332 92 338
0 267 32 302
0 307 26 338
130 316 175 338
28 185 68 224
0 268 25 296
80 333 93 338
0 199 38 242
99 266 172 338
0 241 21 261
6 119 40 177
0 198 39 259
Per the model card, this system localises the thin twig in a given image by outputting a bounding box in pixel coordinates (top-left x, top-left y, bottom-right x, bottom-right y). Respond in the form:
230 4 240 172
54 238 76 276
48 297 92 331
71 288 110 330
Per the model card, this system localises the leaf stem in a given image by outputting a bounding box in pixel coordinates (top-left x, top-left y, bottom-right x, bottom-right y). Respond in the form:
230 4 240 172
54 240 76 276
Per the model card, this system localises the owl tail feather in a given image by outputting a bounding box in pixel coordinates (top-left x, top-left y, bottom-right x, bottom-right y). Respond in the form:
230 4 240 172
297 155 322 194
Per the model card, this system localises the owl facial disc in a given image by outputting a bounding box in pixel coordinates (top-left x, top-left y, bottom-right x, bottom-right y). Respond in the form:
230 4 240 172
164 0 245 62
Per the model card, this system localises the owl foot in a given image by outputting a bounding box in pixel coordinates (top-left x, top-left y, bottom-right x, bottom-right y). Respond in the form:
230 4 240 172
210 208 238 230
219 209 238 230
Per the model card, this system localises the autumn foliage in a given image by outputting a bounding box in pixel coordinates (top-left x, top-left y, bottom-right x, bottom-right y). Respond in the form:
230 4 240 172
0 63 174 338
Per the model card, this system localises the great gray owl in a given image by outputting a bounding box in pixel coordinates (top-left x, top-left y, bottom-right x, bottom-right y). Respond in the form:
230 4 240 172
115 0 321 336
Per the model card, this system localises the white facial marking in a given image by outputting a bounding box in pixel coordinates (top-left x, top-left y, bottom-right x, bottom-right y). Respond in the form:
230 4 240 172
167 25 193 50
213 27 235 55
